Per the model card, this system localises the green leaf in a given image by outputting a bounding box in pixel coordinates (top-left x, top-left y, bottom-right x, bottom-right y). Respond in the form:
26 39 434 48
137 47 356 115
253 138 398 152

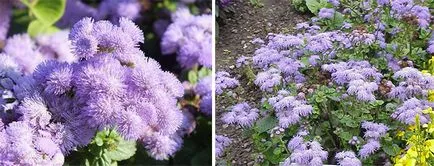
305 0 328 14
105 140 136 161
382 144 401 156
188 70 198 84
255 116 278 133
338 131 353 141
27 20 59 37
30 0 66 25
198 67 211 78
273 148 282 155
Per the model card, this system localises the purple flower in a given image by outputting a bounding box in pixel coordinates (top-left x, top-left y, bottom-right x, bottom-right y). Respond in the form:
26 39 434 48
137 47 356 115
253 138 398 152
221 102 259 128
392 98 431 124
322 61 382 101
161 8 212 68
359 139 381 158
318 8 335 19
254 68 282 92
286 140 328 166
196 76 212 96
216 135 232 158
236 56 251 68
252 48 283 69
200 94 212 116
0 1 12 42
216 71 239 95
269 91 313 128
328 0 340 6
335 151 362 166
142 134 182 160
97 0 141 22
389 67 434 101
361 121 389 139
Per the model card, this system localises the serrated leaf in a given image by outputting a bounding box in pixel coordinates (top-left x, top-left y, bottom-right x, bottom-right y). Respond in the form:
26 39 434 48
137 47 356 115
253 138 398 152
382 144 401 156
30 0 66 25
105 140 136 161
255 116 278 133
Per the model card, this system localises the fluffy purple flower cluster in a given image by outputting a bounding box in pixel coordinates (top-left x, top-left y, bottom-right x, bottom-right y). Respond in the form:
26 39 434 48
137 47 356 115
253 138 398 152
268 90 313 128
335 151 362 166
216 71 239 95
221 102 259 128
58 0 141 27
1 32 76 74
390 0 431 28
161 8 212 69
1 17 187 162
322 61 383 102
359 121 388 158
195 76 212 116
216 135 232 158
318 8 335 19
254 68 282 92
284 140 328 166
389 67 434 101
392 98 432 125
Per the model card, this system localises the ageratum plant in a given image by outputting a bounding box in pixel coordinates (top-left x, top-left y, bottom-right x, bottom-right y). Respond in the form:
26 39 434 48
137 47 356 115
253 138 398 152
217 0 434 165
0 17 195 165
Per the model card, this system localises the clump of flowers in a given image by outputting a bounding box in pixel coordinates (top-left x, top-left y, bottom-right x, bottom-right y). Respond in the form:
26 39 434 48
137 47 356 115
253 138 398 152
216 71 239 95
268 90 313 128
322 61 383 102
284 140 328 166
161 7 212 69
335 151 362 166
195 76 212 116
359 121 389 158
221 102 259 128
0 17 187 163
216 135 232 158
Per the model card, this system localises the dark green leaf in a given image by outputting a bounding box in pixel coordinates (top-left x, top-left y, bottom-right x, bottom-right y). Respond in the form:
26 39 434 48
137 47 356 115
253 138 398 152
255 116 278 133
382 144 401 156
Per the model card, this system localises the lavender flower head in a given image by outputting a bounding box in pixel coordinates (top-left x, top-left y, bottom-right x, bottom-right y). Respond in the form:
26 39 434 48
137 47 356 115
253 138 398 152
335 151 362 166
161 7 212 68
322 61 383 102
268 90 313 128
362 121 389 139
318 8 335 19
254 68 283 92
98 0 141 22
196 76 212 116
359 139 381 158
358 121 388 158
16 18 186 160
389 67 434 101
216 135 232 158
221 102 259 128
392 98 432 124
216 71 239 95
284 140 328 166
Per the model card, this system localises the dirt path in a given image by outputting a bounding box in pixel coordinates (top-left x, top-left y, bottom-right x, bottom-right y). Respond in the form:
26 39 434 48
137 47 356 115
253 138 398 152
216 0 308 165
